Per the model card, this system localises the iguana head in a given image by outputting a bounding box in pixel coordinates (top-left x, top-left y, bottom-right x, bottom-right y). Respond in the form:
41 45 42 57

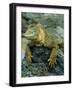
22 23 43 40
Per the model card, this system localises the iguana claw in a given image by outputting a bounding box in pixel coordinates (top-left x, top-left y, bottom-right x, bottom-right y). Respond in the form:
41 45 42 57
48 58 57 68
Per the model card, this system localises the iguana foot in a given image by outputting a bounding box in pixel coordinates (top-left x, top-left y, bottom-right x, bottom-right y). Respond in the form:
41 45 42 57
27 54 33 63
48 57 57 68
27 50 33 63
27 55 32 63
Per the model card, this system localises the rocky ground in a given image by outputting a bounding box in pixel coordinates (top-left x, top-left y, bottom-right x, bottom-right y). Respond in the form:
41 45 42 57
21 46 64 77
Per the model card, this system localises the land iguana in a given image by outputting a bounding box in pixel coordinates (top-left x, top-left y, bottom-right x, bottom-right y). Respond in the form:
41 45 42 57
22 23 64 67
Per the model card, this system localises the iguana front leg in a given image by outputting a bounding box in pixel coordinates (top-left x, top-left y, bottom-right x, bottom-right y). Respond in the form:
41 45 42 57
48 45 59 67
26 47 32 63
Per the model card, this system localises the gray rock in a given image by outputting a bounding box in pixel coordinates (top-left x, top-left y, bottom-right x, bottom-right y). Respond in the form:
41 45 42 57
21 46 64 77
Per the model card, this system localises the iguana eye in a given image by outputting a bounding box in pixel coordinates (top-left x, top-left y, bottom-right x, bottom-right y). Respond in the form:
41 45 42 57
32 32 35 34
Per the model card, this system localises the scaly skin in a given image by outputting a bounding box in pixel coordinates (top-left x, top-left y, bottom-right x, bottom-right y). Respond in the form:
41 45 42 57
22 23 64 68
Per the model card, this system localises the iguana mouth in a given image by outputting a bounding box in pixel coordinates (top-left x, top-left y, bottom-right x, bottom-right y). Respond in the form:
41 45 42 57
22 34 37 40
